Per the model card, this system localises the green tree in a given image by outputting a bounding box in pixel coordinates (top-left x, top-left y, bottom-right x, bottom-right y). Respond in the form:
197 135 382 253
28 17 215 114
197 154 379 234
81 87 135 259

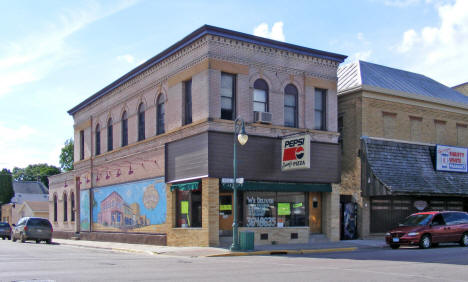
0 169 14 205
59 138 74 172
12 164 61 188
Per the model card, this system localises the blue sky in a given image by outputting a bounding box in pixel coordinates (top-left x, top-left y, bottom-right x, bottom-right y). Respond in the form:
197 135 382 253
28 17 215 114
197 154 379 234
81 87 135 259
1 0 467 170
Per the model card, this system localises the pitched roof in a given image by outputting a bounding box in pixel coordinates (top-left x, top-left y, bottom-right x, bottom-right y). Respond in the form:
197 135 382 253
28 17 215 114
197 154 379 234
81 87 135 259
338 61 468 105
12 181 48 195
68 25 347 116
24 201 49 212
362 137 468 196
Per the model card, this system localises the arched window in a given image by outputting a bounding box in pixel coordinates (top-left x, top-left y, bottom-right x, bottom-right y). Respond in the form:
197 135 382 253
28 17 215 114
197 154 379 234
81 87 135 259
253 79 268 112
157 95 165 135
138 103 145 141
71 192 75 222
53 194 58 222
121 111 128 147
107 118 113 151
63 192 68 222
284 84 298 127
95 124 101 155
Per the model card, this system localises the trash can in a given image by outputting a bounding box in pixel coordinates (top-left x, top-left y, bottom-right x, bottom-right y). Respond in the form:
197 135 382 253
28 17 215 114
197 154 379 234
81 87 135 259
239 231 254 251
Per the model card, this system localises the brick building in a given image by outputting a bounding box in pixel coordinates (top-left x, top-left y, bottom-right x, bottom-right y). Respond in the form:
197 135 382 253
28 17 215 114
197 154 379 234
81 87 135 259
337 61 468 238
48 25 346 246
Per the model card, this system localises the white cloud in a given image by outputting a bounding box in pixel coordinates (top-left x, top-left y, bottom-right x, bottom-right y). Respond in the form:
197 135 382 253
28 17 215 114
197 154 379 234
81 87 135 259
394 0 468 85
117 54 136 64
351 50 373 61
0 0 139 97
253 22 285 42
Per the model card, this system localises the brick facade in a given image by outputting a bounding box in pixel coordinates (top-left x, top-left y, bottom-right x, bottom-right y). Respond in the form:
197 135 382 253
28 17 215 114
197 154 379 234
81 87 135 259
338 88 468 237
49 26 345 246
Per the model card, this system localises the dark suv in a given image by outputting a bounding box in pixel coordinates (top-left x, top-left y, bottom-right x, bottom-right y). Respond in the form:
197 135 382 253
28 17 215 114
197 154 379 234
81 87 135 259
386 211 468 249
12 217 53 244
0 222 11 240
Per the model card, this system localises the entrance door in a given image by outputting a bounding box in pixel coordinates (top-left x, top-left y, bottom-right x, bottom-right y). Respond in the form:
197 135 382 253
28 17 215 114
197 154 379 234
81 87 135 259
309 192 322 233
219 193 233 236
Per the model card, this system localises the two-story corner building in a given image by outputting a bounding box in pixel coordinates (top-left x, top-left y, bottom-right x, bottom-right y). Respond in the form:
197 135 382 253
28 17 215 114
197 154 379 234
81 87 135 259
337 61 468 239
48 25 347 247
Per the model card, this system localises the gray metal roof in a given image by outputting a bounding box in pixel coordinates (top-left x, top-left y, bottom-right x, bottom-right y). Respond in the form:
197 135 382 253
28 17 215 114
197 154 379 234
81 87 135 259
12 181 48 195
338 61 468 105
362 137 468 196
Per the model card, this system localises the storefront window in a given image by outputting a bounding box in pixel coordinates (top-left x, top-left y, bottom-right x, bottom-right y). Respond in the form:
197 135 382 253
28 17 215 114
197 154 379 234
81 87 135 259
176 189 202 228
243 191 307 227
219 195 232 215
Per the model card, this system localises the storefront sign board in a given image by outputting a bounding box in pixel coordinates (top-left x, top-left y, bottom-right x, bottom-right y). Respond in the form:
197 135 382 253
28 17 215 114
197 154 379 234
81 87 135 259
281 134 310 171
436 145 467 173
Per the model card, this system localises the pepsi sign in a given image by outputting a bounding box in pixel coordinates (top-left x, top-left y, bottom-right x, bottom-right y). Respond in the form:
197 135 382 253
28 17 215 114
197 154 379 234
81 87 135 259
281 134 310 171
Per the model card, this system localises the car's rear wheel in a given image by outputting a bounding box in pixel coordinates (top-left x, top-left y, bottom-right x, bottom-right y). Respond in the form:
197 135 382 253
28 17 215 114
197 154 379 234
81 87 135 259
7 236 11 240
45 239 52 244
460 233 468 247
390 244 400 249
1 237 4 240
36 240 41 244
20 233 25 243
419 234 431 249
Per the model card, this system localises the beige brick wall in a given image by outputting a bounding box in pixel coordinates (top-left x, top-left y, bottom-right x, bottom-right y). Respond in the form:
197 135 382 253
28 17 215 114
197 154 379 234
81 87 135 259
166 177 219 247
454 83 468 96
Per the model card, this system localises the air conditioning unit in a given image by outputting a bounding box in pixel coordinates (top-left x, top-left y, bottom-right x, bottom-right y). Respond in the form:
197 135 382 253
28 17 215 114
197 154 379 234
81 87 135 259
254 111 272 124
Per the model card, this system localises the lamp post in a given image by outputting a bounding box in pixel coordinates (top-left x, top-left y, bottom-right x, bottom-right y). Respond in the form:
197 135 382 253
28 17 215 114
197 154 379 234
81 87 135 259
231 117 248 251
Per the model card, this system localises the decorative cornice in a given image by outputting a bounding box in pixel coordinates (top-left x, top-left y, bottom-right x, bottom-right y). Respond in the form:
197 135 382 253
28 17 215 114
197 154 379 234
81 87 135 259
68 25 346 116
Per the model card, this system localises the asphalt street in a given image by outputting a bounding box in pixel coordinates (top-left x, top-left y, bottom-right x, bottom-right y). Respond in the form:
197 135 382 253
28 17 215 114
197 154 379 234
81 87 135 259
1 240 468 282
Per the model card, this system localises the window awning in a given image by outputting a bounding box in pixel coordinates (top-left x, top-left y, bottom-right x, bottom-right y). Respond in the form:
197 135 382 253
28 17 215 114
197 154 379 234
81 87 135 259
221 181 332 192
170 181 199 192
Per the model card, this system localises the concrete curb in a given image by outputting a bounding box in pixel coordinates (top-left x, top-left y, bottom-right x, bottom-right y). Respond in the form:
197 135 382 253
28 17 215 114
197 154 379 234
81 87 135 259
205 247 357 257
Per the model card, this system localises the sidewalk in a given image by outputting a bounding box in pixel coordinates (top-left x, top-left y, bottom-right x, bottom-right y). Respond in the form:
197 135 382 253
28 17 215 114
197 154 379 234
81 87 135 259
53 237 387 258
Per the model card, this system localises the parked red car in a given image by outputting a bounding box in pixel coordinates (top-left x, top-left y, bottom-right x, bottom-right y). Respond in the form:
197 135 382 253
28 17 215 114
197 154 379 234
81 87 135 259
385 211 468 249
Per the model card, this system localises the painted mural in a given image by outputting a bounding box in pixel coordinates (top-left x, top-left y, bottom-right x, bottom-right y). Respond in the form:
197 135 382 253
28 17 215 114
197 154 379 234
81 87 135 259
80 190 91 231
91 178 166 232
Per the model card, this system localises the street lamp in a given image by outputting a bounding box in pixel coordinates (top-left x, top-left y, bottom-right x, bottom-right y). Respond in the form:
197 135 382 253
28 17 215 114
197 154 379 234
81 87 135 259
231 117 248 251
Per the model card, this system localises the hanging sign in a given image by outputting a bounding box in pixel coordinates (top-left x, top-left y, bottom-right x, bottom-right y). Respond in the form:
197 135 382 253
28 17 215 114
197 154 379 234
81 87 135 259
436 145 467 173
181 201 189 214
281 134 310 171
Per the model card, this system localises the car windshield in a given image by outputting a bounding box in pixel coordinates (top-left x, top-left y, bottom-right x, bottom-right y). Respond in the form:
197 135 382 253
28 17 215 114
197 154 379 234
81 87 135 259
399 214 433 226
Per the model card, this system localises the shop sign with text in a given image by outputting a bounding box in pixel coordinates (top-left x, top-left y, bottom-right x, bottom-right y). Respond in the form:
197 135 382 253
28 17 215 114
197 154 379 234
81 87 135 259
281 134 310 171
436 145 467 173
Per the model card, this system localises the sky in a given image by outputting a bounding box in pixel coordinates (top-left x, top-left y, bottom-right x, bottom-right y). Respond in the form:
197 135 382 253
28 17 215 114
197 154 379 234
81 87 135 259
0 0 467 170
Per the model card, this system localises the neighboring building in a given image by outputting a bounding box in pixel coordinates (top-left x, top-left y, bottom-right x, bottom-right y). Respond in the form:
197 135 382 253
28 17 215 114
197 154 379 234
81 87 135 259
337 61 468 238
453 82 468 96
15 201 49 220
49 25 346 246
1 181 49 225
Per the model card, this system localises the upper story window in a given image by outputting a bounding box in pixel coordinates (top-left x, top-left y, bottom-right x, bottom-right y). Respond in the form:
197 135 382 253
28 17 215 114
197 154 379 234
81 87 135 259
221 73 236 120
157 94 165 135
79 130 84 160
253 79 269 112
314 88 327 130
284 84 298 127
121 111 128 147
95 124 101 156
138 103 145 141
107 118 113 151
184 80 192 125
338 115 344 153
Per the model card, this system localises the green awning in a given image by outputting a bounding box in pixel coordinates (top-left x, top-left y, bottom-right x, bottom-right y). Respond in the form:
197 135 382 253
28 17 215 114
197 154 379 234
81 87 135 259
221 181 332 192
170 181 199 192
